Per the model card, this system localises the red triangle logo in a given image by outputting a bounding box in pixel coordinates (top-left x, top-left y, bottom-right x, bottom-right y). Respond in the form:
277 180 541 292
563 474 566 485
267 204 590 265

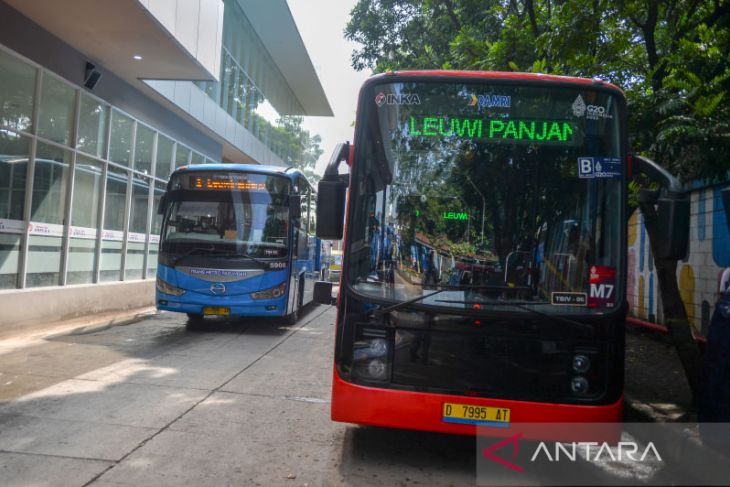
481 433 524 473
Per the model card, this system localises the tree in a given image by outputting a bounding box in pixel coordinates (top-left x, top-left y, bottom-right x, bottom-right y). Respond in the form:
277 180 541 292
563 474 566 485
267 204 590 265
272 116 324 183
346 0 730 404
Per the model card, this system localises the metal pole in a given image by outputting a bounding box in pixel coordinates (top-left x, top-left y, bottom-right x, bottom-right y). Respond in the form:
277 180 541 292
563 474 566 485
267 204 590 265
465 175 485 242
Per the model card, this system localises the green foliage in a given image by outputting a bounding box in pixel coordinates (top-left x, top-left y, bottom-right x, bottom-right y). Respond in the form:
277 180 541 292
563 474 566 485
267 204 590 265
271 116 324 180
345 0 730 183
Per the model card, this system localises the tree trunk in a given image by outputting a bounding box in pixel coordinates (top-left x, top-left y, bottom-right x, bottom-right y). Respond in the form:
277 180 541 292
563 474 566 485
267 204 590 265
639 202 703 405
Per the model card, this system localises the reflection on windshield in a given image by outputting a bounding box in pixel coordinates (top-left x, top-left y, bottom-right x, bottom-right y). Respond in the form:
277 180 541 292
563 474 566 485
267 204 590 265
163 201 289 258
348 81 623 313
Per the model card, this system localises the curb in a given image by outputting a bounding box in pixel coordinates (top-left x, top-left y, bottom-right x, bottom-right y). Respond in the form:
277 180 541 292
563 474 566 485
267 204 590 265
45 307 157 339
0 306 157 345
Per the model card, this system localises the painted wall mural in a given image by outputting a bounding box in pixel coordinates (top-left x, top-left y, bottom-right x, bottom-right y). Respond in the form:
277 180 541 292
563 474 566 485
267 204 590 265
627 184 730 335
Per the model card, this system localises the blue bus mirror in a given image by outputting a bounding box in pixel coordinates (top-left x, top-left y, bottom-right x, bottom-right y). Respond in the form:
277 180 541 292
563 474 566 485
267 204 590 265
289 195 302 220
157 192 167 215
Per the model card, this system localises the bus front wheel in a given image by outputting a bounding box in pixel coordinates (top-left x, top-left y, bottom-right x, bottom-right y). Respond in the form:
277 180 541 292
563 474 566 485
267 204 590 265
285 279 304 325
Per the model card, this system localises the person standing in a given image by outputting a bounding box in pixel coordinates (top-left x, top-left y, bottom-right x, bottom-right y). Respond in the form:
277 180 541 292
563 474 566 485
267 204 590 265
699 267 730 453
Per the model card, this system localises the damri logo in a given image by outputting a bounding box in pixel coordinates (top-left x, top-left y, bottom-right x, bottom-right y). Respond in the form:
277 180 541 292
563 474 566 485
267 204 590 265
467 94 511 108
375 92 421 106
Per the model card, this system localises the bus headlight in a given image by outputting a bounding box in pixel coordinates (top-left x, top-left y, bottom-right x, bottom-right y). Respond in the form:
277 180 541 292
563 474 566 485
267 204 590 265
367 359 388 380
353 338 391 381
251 282 287 300
572 354 591 373
156 277 186 296
570 376 590 394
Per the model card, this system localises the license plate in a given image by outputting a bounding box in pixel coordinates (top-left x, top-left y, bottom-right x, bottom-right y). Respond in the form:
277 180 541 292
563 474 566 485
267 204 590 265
203 306 230 316
442 402 511 427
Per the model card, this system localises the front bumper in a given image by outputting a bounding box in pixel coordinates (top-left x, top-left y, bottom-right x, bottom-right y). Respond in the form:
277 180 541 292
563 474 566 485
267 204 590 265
331 368 623 439
156 291 288 317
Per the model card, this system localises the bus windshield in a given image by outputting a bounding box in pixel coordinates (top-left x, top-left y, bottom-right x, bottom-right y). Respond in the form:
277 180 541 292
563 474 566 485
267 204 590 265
162 171 290 259
347 80 624 314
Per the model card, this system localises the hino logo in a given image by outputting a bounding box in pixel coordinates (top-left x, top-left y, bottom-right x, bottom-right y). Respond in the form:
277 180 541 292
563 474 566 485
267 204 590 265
210 283 226 295
375 92 421 106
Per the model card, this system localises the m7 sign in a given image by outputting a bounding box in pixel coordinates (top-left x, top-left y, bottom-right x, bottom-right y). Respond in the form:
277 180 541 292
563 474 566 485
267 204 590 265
588 266 616 308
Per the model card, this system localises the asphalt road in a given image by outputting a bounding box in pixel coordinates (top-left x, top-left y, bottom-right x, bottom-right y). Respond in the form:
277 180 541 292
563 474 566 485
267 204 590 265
0 305 709 486
0 305 478 486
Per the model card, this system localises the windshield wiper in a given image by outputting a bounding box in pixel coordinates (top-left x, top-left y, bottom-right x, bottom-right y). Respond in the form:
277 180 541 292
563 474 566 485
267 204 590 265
370 287 450 319
435 295 592 331
170 247 265 267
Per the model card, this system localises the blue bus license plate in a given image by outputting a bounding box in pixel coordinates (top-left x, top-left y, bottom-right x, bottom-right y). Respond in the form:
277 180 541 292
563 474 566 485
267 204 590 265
203 306 230 316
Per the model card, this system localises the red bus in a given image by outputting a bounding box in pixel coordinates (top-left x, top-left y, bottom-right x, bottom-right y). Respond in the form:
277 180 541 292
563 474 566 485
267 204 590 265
314 71 631 436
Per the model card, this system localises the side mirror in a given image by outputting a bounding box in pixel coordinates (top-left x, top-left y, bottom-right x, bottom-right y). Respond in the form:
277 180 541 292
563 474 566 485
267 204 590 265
313 281 334 305
650 191 690 260
633 155 689 260
316 142 351 240
289 195 301 220
317 179 347 239
157 192 167 215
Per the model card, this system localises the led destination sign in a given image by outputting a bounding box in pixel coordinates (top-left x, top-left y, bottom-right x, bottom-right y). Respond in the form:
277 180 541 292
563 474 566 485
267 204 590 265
408 116 576 144
191 175 266 191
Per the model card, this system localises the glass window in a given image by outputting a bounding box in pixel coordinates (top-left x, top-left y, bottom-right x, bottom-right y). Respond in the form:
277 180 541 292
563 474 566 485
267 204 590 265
147 181 166 277
0 130 30 220
134 124 154 174
77 94 108 158
38 74 75 146
67 156 103 284
0 49 36 132
27 142 70 287
155 134 174 179
71 156 103 228
100 166 128 282
190 152 204 165
129 174 150 235
31 142 70 224
109 110 134 166
0 130 29 290
103 165 127 232
0 232 21 289
126 173 149 280
174 144 190 169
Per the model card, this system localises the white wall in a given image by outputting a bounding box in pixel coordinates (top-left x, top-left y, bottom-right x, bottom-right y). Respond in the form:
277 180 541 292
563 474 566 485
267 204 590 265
138 0 224 81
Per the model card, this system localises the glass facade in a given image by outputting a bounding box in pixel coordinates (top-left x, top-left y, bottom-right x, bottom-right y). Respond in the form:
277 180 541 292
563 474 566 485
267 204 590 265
0 46 213 289
194 0 305 164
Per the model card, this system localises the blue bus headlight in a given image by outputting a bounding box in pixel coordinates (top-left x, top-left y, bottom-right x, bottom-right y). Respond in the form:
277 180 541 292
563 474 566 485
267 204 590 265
156 277 186 296
251 282 287 300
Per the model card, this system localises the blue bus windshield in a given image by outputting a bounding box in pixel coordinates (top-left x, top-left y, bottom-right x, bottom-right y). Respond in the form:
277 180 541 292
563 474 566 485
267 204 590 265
162 171 290 259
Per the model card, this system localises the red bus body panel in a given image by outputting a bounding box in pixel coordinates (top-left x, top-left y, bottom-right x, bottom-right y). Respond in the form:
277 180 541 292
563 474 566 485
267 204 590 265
331 369 623 438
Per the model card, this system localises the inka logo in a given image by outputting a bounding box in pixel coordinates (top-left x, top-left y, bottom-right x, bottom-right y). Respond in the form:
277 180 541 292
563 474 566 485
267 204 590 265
467 94 511 108
375 92 421 106
572 95 587 117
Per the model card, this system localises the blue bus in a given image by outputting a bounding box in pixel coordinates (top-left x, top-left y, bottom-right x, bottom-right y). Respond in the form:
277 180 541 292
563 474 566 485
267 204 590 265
155 164 323 326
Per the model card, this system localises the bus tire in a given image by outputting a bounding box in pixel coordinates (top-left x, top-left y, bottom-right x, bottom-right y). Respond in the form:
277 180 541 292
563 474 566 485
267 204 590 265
285 278 304 325
186 313 204 330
